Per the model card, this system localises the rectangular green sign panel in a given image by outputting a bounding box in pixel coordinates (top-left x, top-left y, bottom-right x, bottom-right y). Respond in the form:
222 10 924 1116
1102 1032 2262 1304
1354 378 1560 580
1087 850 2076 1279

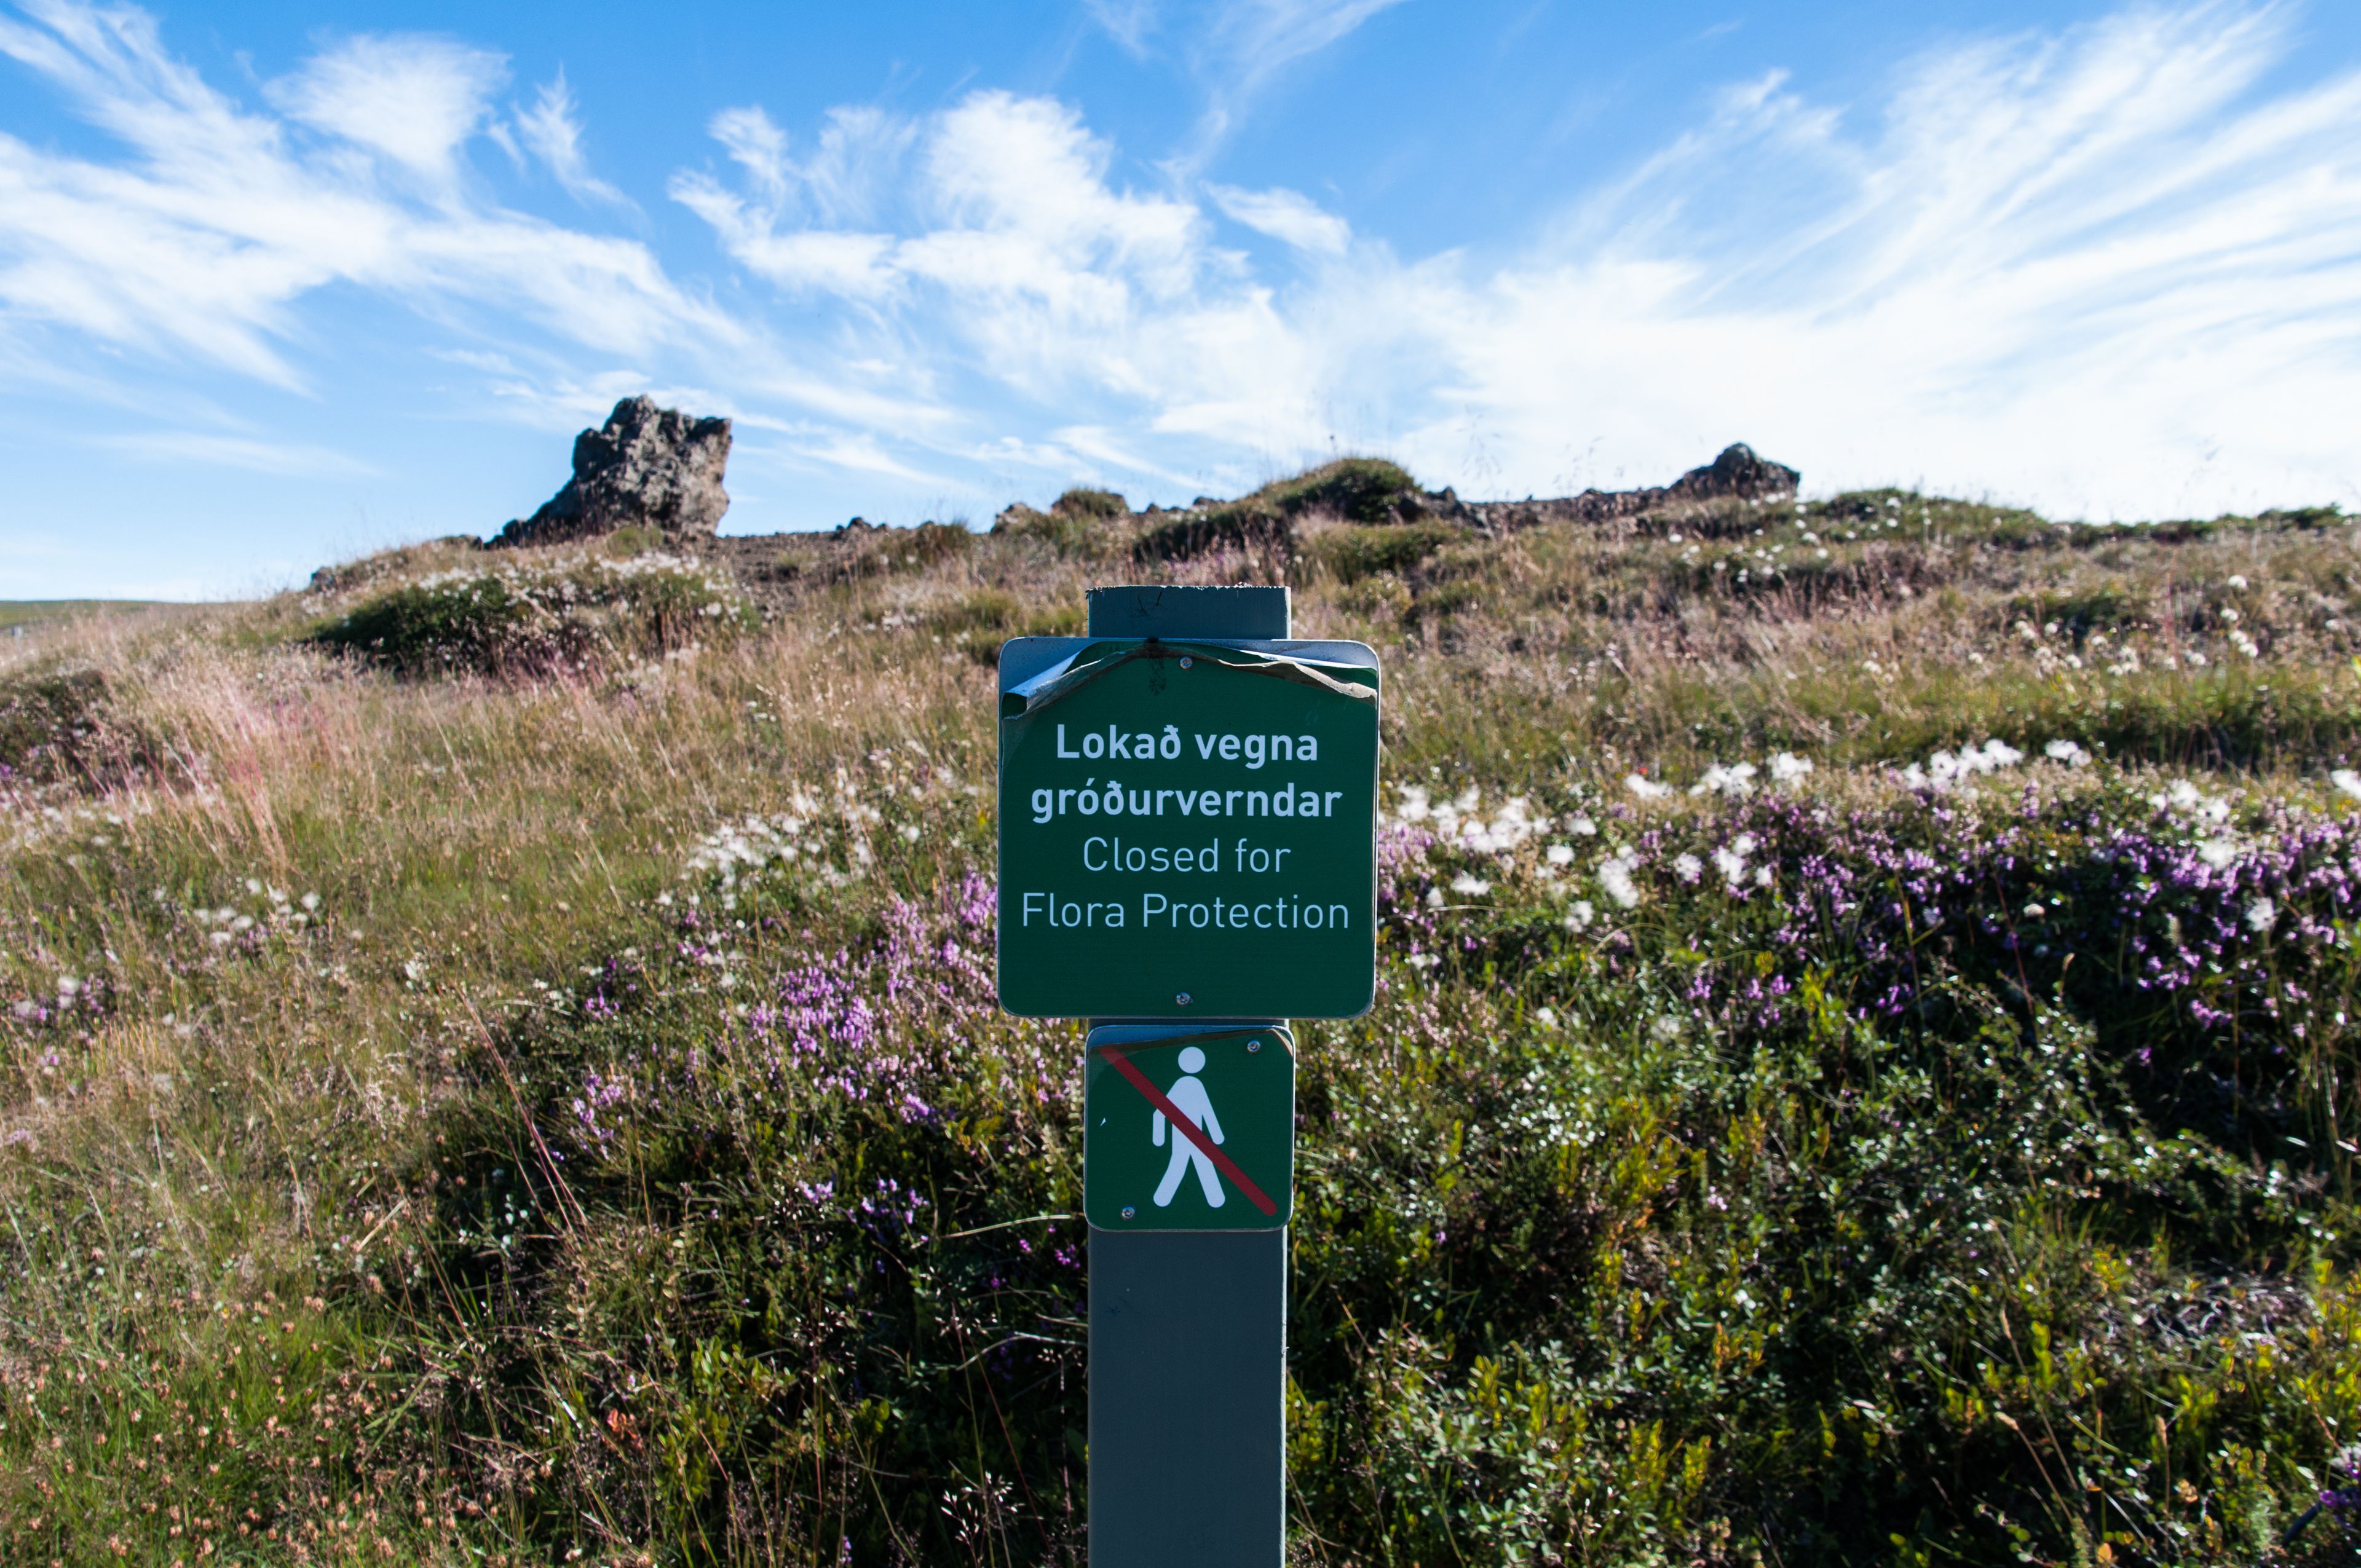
997 638 1379 1020
1084 1027 1294 1232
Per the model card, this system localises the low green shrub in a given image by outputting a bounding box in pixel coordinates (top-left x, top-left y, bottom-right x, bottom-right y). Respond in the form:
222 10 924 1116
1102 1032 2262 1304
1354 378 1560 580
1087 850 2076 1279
1816 491 2060 548
1051 486 1127 520
931 589 1021 638
1309 521 1461 584
839 521 978 578
1134 500 1289 562
1631 498 1763 540
303 535 483 596
931 591 1085 663
2143 505 2355 539
1134 457 1424 561
994 502 1118 559
0 669 143 787
908 521 975 565
2005 582 2148 641
2263 503 2348 529
1257 457 1420 523
601 524 668 557
307 555 753 677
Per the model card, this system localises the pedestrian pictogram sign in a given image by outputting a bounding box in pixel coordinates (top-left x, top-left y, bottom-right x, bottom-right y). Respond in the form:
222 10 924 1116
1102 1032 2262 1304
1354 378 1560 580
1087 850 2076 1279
1084 1026 1294 1231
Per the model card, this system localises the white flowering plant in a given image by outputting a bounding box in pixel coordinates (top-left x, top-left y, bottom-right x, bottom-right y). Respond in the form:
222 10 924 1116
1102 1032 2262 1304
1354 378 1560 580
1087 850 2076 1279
309 551 755 677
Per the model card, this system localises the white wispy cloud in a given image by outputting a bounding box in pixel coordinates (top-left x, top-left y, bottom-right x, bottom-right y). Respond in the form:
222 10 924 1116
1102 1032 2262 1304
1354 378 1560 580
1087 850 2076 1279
4 0 2359 561
1207 183 1350 253
677 89 1224 409
673 2 2361 516
767 429 962 487
265 33 507 187
1051 424 1211 489
1181 0 1411 164
1393 2 2361 512
0 0 731 391
1085 0 1161 57
515 69 631 209
1209 0 1409 95
668 104 912 295
1080 0 1409 166
95 430 380 478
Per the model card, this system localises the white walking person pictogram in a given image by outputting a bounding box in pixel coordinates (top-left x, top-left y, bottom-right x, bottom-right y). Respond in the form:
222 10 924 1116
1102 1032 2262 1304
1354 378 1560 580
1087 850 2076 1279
1151 1046 1226 1208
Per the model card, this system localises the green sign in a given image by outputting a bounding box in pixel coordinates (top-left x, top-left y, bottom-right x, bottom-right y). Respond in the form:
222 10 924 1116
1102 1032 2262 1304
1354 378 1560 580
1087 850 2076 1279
1084 1027 1294 1231
997 639 1379 1020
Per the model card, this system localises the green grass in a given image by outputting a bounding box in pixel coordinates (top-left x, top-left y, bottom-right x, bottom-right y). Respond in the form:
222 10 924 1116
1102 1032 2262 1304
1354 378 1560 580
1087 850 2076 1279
304 551 756 677
0 600 168 632
1050 486 1126 520
1252 455 1420 523
3 473 2361 1564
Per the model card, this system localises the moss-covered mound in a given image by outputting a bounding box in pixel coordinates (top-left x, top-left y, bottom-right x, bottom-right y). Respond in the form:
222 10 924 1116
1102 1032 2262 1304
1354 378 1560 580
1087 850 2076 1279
307 554 753 677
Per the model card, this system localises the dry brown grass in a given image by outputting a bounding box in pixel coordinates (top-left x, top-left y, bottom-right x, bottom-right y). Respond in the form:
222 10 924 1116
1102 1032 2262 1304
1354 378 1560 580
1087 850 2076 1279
0 484 2355 1561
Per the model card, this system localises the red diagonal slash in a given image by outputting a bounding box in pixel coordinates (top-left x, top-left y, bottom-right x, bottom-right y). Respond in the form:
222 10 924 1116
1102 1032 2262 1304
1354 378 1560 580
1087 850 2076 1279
1094 1044 1278 1216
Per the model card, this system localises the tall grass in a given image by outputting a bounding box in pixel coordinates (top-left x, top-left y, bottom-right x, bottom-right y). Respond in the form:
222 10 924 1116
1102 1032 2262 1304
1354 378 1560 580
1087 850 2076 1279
0 487 2357 1564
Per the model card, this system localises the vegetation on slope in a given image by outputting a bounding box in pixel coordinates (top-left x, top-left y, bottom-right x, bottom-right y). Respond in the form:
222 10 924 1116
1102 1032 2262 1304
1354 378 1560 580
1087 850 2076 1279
304 549 754 677
2 482 2360 1566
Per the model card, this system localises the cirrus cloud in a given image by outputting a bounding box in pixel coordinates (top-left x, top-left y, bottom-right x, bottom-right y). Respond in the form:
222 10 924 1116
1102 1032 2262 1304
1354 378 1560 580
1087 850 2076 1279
0 0 730 390
669 2 2361 516
264 32 507 186
1 0 2357 594
1207 183 1350 254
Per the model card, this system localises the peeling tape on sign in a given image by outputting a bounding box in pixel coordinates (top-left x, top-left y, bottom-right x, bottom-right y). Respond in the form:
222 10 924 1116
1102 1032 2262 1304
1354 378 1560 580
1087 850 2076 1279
997 637 1379 1020
1000 639 1378 720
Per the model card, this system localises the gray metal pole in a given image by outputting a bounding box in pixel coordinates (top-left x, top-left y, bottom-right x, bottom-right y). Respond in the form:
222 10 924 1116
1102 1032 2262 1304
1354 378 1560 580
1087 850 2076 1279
1086 583 1289 1568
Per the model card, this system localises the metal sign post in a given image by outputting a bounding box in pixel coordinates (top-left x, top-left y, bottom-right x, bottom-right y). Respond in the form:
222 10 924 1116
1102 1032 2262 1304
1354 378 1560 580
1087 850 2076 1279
996 585 1379 1566
1082 1022 1292 1566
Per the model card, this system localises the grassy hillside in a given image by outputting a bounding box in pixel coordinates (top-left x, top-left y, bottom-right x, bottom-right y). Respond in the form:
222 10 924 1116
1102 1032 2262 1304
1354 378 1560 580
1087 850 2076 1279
0 600 167 634
3 479 2360 1566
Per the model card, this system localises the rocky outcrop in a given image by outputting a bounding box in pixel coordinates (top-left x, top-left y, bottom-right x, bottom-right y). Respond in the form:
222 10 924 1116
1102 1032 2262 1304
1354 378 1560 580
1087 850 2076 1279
1667 443 1801 502
492 396 732 548
1457 444 1801 532
997 442 1803 561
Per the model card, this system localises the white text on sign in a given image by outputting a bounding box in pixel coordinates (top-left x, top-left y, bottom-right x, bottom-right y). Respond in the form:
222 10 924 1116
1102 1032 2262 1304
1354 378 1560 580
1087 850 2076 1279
1031 783 1345 821
1020 892 1351 929
1054 723 1321 766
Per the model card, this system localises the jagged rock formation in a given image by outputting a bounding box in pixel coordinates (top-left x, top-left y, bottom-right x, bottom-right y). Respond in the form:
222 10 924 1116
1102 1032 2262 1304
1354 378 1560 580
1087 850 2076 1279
1678 442 1802 500
492 396 732 548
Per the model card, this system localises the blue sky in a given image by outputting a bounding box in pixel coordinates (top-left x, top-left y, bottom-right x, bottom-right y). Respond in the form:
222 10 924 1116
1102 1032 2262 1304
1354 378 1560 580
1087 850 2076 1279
4 0 2359 598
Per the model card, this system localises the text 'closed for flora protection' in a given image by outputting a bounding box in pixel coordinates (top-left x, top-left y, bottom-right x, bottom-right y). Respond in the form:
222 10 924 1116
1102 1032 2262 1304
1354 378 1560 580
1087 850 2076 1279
997 640 1378 1019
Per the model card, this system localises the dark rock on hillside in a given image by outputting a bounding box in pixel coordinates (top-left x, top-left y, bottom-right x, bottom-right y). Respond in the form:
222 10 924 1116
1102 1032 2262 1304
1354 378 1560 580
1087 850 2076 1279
1671 443 1801 501
1461 443 1800 532
976 442 1803 564
491 396 732 548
